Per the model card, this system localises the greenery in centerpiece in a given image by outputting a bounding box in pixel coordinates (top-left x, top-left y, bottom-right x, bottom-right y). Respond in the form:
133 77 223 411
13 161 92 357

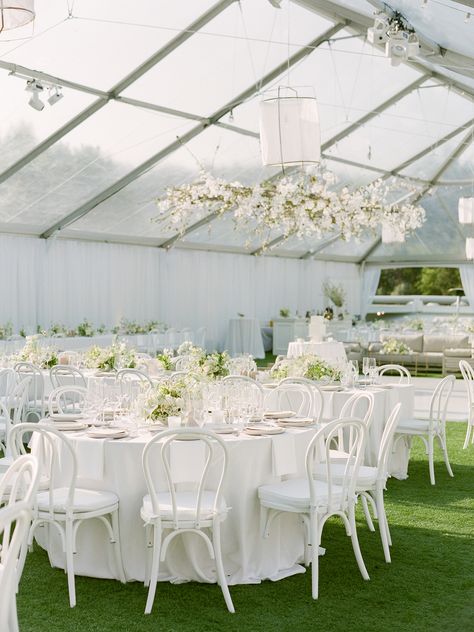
279 308 290 318
271 354 342 382
323 281 346 309
84 342 137 371
141 378 186 424
381 338 413 355
13 335 58 369
0 322 13 340
76 319 95 337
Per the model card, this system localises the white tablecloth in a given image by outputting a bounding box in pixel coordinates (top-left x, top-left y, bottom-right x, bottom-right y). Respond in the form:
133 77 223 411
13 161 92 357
34 427 314 584
287 341 347 364
225 318 265 359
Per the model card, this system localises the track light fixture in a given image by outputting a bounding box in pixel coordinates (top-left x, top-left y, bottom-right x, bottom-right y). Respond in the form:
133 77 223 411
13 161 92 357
24 78 63 110
367 11 420 66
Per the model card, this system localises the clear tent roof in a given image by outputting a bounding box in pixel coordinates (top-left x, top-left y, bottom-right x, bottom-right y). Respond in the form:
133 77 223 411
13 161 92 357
0 0 473 264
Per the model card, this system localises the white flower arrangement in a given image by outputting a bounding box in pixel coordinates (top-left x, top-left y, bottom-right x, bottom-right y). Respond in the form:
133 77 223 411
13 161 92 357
0 322 13 340
84 342 137 371
270 354 342 382
13 335 58 369
323 281 346 308
155 168 425 249
380 338 413 355
140 379 186 424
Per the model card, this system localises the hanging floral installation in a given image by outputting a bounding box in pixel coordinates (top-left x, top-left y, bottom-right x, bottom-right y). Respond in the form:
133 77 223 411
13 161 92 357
155 167 425 250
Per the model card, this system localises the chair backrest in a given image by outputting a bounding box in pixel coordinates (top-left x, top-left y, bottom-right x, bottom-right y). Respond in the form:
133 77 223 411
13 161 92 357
142 428 228 529
8 376 33 424
48 386 88 416
222 375 264 410
10 423 78 516
375 403 402 484
50 364 87 390
429 374 455 432
336 391 374 455
459 360 474 409
307 418 367 512
0 454 40 508
14 362 45 412
174 356 193 371
116 368 153 387
0 368 16 398
278 377 323 422
378 364 412 384
266 382 313 417
0 502 32 632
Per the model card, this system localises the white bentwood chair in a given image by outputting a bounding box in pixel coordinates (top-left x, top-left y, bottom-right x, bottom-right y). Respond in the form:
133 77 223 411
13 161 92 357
378 364 412 384
48 386 88 416
0 454 40 632
258 418 369 600
141 428 234 615
50 365 87 390
0 379 32 473
459 360 474 448
265 381 314 418
10 423 125 608
14 363 46 422
279 377 324 422
395 375 455 485
222 375 264 411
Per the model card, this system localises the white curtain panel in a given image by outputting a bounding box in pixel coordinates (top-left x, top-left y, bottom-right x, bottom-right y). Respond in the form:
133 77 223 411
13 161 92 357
361 265 381 318
0 235 361 349
460 265 474 308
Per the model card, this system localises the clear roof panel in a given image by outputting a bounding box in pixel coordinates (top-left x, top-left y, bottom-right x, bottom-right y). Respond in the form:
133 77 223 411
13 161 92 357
122 1 334 117
0 69 95 173
0 103 194 231
325 82 473 171
67 125 278 239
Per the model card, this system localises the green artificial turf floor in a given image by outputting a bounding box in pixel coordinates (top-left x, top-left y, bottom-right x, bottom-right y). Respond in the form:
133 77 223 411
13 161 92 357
17 423 473 632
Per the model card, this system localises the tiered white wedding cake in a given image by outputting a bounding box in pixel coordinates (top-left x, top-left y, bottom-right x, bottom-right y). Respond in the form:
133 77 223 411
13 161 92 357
308 315 326 342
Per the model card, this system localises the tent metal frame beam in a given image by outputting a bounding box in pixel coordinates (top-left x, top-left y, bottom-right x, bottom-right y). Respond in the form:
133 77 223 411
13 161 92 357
41 21 345 240
358 125 474 263
299 233 342 259
0 0 236 186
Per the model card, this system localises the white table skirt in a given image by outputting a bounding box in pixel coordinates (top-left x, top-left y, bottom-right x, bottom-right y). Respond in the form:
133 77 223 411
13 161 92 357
287 340 347 364
225 318 265 359
34 427 315 584
264 384 414 479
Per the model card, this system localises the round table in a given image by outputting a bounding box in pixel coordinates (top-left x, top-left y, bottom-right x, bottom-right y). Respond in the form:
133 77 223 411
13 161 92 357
34 425 314 584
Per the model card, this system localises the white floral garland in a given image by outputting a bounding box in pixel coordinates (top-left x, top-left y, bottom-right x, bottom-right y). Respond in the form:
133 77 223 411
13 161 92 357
155 168 425 248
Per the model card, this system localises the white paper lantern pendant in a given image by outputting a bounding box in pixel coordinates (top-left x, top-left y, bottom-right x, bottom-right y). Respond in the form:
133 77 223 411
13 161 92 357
458 197 474 224
259 86 321 168
0 1 35 33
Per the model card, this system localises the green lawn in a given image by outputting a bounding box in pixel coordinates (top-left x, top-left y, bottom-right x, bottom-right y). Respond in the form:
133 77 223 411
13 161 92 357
18 423 473 632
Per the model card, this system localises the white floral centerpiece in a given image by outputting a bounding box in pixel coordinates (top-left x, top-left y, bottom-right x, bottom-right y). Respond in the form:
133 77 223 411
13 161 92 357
84 342 137 372
76 319 95 337
163 343 231 380
0 322 13 340
380 338 413 355
155 168 426 250
140 379 186 425
13 335 58 369
270 354 342 382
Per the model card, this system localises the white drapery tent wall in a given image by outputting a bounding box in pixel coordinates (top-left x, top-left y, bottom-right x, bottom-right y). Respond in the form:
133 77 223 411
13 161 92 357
459 265 474 308
0 234 361 349
360 265 381 319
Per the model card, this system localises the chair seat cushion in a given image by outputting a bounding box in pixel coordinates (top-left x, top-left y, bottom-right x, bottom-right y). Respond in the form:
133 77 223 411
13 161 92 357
313 463 378 487
258 478 344 512
141 490 227 522
36 487 119 513
396 418 431 433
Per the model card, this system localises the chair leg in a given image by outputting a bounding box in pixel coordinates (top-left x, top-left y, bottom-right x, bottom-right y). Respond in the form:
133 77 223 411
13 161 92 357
212 520 235 614
360 494 375 532
110 510 126 583
428 433 435 485
309 512 320 600
144 524 152 587
144 526 161 615
348 504 369 581
463 421 472 449
375 488 391 563
438 433 454 478
65 520 76 608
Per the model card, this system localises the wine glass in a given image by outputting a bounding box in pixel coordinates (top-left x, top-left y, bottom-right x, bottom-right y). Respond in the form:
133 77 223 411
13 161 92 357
362 357 370 386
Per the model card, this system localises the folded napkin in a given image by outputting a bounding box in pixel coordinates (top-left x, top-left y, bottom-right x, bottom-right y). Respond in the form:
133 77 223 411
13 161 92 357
170 440 206 484
321 392 336 420
271 434 297 477
72 436 105 481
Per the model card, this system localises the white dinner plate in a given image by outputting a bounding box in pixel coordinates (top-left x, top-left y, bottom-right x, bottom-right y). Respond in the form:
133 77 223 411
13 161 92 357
263 410 296 419
49 413 86 422
48 421 88 432
320 385 343 392
210 426 236 434
277 417 314 427
87 428 129 439
243 425 285 436
143 423 166 433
